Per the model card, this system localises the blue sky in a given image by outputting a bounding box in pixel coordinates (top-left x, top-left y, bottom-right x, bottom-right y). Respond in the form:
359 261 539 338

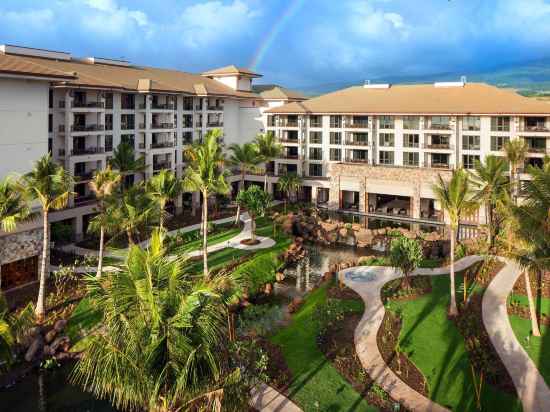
1 0 550 89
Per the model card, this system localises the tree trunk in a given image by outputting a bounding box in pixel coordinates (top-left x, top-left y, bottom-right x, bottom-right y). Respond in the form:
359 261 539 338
202 190 209 279
251 217 256 243
35 209 49 322
0 264 2 290
235 172 244 225
524 270 541 337
449 226 458 316
127 229 135 246
159 199 165 232
96 225 105 278
486 202 493 248
264 173 268 191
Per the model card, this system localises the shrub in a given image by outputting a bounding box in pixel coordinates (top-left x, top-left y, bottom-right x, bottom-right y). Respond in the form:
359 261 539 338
236 304 285 337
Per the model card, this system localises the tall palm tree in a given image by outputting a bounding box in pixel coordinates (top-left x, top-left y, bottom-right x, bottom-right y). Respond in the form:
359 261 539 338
503 138 527 205
21 154 74 322
228 143 261 225
183 129 229 279
471 155 508 248
88 167 121 278
109 142 146 188
72 230 243 411
147 169 182 231
432 169 478 316
510 165 550 337
254 132 282 191
0 177 32 288
277 173 302 213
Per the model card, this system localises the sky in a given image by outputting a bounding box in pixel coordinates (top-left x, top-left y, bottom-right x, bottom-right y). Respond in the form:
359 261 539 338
2 0 550 90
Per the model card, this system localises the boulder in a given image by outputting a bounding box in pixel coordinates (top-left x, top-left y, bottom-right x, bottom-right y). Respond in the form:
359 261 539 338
275 272 285 282
45 329 57 344
338 228 348 238
355 229 374 248
25 336 44 362
320 221 339 232
50 336 70 353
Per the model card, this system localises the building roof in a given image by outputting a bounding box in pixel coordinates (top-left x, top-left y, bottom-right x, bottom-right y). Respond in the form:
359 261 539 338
267 83 550 115
0 50 261 98
201 65 262 78
252 84 306 101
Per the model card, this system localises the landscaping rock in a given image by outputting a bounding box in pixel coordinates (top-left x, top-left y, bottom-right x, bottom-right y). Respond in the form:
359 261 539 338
45 329 57 344
25 336 44 362
54 319 68 332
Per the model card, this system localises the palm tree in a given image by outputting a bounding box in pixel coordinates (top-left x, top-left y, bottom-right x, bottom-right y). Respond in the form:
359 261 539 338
183 129 229 279
254 132 282 190
109 142 146 188
0 293 34 371
147 169 181 231
471 155 508 248
72 230 243 411
21 155 74 322
228 143 261 225
88 167 121 278
432 169 478 316
277 173 302 213
236 186 272 243
503 138 527 205
510 165 550 337
0 177 32 288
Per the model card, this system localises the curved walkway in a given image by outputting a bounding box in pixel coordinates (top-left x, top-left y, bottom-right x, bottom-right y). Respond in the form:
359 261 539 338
339 255 483 412
483 258 550 412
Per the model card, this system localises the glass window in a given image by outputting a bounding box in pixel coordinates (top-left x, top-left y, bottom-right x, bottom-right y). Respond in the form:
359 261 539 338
462 116 480 131
429 116 450 129
462 135 480 150
379 133 395 147
267 115 276 127
309 147 323 160
309 131 322 144
379 151 394 165
330 132 342 144
403 152 419 167
309 163 323 177
379 115 394 129
403 116 420 130
329 148 341 161
403 133 419 148
330 115 342 128
310 115 322 128
491 116 510 132
463 154 480 169
490 135 509 151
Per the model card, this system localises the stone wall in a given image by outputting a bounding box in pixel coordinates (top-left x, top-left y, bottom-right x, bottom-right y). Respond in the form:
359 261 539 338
0 228 43 265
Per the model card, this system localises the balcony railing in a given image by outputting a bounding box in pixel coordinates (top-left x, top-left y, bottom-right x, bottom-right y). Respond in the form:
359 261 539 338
153 162 172 170
426 123 451 130
345 122 369 129
71 124 105 132
152 103 176 110
121 123 135 130
428 163 453 170
279 138 299 144
74 194 97 206
71 147 105 156
345 139 369 146
282 153 299 159
345 157 369 164
151 123 175 129
521 124 550 132
526 146 547 153
105 123 113 131
207 122 224 127
182 138 193 145
150 141 175 149
72 101 104 109
74 171 97 181
207 105 224 111
423 142 453 150
281 121 299 127
121 103 135 110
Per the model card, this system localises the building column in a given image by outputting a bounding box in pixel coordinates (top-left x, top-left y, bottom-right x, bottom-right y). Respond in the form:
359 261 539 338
191 192 200 216
311 186 318 205
175 193 183 215
74 215 84 242
412 184 421 219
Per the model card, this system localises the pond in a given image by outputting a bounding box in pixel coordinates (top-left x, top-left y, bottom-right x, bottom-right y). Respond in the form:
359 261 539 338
0 362 116 412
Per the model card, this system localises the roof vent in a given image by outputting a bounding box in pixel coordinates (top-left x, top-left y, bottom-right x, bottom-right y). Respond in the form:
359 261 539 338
364 82 391 89
0 44 71 61
85 57 129 67
434 81 465 88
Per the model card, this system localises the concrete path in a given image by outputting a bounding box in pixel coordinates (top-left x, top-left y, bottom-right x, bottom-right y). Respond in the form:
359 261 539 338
249 383 303 412
339 255 483 412
483 258 550 412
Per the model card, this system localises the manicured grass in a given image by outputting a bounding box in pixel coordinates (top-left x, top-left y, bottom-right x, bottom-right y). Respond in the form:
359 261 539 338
172 224 242 254
270 285 377 411
509 293 550 318
388 275 522 411
510 314 550 387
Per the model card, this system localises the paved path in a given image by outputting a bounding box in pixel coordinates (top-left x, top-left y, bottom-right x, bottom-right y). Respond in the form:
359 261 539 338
483 258 550 412
249 383 303 412
339 255 483 412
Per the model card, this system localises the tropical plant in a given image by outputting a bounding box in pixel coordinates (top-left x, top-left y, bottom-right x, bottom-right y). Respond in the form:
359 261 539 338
503 138 527 205
72 230 249 411
109 142 146 188
389 236 423 289
21 154 74 322
510 165 550 337
471 155 508 248
147 169 182 231
0 293 34 370
183 129 229 279
0 177 32 288
254 132 282 190
228 143 262 225
236 186 272 243
88 167 121 278
277 173 302 213
432 169 478 316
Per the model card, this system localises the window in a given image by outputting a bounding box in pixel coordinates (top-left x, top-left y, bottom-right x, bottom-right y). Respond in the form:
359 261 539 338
310 115 322 127
309 147 323 160
330 115 342 128
524 117 547 131
48 114 53 133
105 93 113 109
329 148 341 161
121 94 135 110
309 163 323 177
330 132 342 144
403 116 420 130
403 134 419 148
462 135 480 150
267 115 276 127
491 116 510 132
463 154 480 169
351 116 368 127
490 135 509 151
105 114 113 131
105 135 113 152
379 115 394 129
379 133 394 147
309 131 322 144
379 151 394 165
463 116 480 131
403 152 419 167
48 90 53 108
429 116 450 129
349 132 368 145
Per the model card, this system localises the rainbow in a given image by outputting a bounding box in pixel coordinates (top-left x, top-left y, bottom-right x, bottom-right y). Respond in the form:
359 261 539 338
249 0 307 71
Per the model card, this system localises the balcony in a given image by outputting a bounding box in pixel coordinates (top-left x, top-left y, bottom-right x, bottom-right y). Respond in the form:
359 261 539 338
72 101 104 109
207 105 224 111
121 103 135 110
426 123 451 131
281 120 299 127
151 123 175 129
74 170 97 181
71 124 105 132
152 103 176 110
105 123 113 131
345 157 369 164
74 194 97 206
182 138 193 145
345 139 369 146
279 137 299 144
281 153 299 160
153 161 172 170
207 121 224 127
150 141 175 149
423 142 453 150
71 147 105 156
121 123 135 130
428 163 453 170
526 145 547 154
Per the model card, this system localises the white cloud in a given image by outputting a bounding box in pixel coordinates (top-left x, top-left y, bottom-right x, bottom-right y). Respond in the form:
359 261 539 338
79 0 152 38
348 1 409 40
84 0 117 12
0 9 54 28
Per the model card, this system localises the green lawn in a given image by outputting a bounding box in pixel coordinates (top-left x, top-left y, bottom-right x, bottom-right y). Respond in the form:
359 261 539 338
270 285 378 412
388 275 522 411
510 314 550 387
509 293 550 318
172 224 242 254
